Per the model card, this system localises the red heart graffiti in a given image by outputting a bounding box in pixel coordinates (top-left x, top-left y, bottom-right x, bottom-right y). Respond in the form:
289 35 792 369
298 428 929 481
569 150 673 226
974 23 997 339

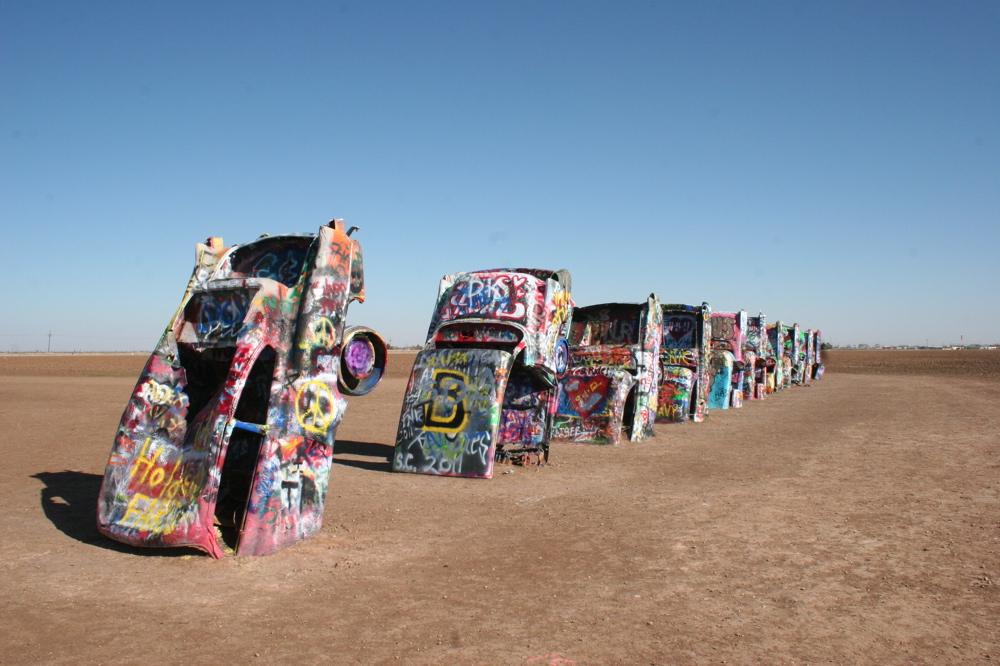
563 374 611 419
666 317 694 341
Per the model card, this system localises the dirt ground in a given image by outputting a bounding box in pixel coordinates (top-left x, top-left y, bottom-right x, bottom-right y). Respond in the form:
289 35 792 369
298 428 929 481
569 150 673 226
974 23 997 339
0 350 997 664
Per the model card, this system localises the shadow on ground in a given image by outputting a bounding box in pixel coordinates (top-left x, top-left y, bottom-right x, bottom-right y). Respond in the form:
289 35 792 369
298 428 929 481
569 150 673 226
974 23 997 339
31 470 206 557
332 439 394 472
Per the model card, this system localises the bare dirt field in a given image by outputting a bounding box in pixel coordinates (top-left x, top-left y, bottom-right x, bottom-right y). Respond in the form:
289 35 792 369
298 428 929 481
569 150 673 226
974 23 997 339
1 350 997 664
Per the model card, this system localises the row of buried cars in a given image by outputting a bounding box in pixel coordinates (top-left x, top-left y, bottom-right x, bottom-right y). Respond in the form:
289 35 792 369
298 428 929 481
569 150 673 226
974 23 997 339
98 223 823 557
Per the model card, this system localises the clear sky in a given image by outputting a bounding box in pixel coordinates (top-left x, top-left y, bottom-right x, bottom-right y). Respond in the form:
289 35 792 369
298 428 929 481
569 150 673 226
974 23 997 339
2 1 997 351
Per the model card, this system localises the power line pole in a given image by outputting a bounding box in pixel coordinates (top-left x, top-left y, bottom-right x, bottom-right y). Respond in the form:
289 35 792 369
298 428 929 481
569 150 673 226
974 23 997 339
48 331 52 353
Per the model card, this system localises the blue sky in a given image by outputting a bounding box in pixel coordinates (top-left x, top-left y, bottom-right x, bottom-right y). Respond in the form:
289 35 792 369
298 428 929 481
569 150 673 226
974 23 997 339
2 1 997 351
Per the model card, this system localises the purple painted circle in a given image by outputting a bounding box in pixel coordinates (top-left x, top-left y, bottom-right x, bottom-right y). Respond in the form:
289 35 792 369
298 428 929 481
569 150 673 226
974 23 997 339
344 337 375 378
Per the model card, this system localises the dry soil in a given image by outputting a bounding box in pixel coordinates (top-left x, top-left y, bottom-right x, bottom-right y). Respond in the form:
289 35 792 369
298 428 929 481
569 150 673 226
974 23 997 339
0 350 997 664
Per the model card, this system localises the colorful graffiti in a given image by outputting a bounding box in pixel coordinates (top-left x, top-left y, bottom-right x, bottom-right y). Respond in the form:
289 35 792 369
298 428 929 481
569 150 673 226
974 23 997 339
395 268 573 478
656 303 711 423
394 349 511 477
744 313 770 400
767 322 786 391
438 273 532 322
656 366 695 422
553 368 634 444
783 322 802 386
709 311 747 409
810 329 825 379
99 220 386 558
553 296 662 445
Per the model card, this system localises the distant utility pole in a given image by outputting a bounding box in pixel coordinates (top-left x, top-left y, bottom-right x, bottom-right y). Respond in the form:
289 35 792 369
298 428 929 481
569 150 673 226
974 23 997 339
48 331 52 353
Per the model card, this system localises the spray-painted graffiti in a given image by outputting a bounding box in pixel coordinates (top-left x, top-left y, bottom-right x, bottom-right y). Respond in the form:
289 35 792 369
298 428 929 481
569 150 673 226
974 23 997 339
657 303 711 424
561 373 613 418
435 322 521 345
554 296 662 445
663 315 697 349
394 348 511 478
422 369 472 432
707 350 734 410
709 311 747 409
553 367 634 445
438 274 531 322
743 314 770 400
810 329 824 379
569 346 636 369
294 380 338 435
782 322 801 387
767 323 786 391
184 289 253 344
395 268 573 477
657 366 695 423
228 240 312 288
661 348 698 366
99 220 386 558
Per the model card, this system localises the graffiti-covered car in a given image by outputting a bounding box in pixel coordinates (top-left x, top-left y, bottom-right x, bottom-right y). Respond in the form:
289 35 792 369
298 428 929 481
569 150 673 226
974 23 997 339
553 296 662 445
800 329 814 384
810 329 825 379
98 220 386 558
743 313 771 399
777 321 800 388
393 268 573 478
656 302 711 424
767 322 787 390
791 324 808 385
708 310 748 409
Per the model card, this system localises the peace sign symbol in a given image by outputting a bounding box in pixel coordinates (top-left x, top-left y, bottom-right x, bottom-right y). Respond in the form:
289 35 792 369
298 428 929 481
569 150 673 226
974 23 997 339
312 317 336 348
295 380 336 434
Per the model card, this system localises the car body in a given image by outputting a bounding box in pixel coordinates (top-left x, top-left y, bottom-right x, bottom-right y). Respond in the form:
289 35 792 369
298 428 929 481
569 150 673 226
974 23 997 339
800 329 814 384
743 313 771 399
708 310 748 409
777 322 800 387
393 268 573 478
98 220 386 557
810 329 825 379
766 322 787 390
793 326 809 384
656 302 711 423
553 295 662 445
